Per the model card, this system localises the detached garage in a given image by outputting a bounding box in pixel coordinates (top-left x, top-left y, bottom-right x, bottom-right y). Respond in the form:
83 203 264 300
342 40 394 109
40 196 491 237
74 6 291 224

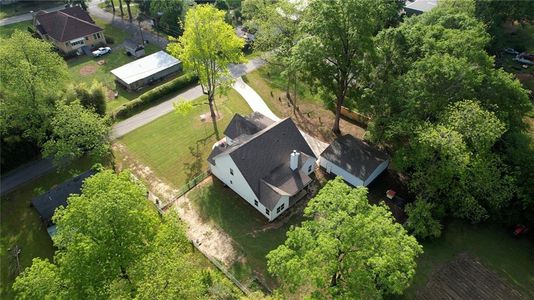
111 50 181 91
320 135 389 187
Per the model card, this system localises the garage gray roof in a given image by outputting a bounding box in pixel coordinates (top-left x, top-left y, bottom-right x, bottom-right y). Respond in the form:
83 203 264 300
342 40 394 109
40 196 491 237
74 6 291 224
321 135 389 181
32 170 95 225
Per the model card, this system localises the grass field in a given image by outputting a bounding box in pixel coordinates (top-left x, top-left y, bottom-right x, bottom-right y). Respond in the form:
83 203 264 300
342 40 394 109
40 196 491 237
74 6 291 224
397 220 534 299
0 156 105 300
117 90 252 188
0 1 62 19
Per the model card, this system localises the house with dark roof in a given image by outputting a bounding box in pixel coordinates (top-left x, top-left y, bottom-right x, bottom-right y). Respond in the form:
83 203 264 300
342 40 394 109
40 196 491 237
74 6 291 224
404 0 438 15
32 170 95 236
33 6 106 55
208 112 317 221
320 135 389 187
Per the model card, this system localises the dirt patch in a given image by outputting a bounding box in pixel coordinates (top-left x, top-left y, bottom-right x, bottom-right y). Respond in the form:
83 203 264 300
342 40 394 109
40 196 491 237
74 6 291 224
112 143 239 266
79 64 97 76
417 253 525 300
106 88 117 100
200 112 223 123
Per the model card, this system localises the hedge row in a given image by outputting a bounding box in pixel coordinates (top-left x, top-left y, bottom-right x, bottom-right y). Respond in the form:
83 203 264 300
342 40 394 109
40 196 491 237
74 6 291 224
113 73 198 120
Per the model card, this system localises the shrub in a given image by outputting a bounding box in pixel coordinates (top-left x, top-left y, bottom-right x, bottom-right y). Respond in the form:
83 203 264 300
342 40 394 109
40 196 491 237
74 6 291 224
405 197 442 240
106 36 115 44
113 73 198 119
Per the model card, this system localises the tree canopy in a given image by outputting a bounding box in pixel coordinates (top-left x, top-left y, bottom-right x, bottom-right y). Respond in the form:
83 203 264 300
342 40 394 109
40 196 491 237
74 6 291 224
0 31 68 145
42 101 110 166
267 178 422 298
357 4 533 225
14 170 238 299
168 4 244 122
294 0 400 133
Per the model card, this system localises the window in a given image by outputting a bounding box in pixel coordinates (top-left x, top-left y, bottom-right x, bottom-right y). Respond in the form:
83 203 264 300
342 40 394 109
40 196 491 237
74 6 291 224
276 203 286 214
85 36 89 41
254 200 258 207
230 180 233 185
94 33 101 39
70 39 85 46
230 168 234 176
308 164 313 173
265 209 270 215
65 42 69 47
97 33 101 39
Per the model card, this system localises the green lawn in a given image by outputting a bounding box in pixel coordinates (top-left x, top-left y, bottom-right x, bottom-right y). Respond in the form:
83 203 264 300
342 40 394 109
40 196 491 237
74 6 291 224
0 20 31 39
0 1 62 19
188 178 304 291
0 156 105 300
397 220 534 299
117 90 252 188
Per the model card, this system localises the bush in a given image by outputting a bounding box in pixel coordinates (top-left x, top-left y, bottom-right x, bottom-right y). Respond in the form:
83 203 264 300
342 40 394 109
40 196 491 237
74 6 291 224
113 73 198 119
106 36 114 44
405 197 442 240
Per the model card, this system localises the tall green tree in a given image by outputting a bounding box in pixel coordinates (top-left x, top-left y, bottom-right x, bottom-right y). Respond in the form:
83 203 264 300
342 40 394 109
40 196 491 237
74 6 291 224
150 0 189 36
0 31 68 145
42 101 110 165
14 170 238 299
65 81 107 116
267 178 422 298
294 0 399 134
168 5 244 122
244 0 303 110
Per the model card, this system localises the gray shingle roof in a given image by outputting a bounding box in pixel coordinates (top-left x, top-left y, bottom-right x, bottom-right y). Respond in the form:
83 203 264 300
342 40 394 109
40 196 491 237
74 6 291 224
209 113 316 209
223 112 274 140
31 170 95 225
320 135 389 181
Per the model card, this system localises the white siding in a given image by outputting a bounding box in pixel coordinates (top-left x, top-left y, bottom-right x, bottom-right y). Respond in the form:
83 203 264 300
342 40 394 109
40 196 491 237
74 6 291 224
363 160 389 186
271 196 289 220
319 157 364 187
301 156 317 175
209 154 278 220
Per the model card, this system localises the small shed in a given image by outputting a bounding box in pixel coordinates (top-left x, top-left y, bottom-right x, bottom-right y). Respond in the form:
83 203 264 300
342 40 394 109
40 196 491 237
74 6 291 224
111 50 181 91
32 170 95 236
124 39 145 58
320 135 389 187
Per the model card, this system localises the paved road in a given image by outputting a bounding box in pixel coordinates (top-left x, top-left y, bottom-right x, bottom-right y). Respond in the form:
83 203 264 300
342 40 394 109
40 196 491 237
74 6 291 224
0 5 65 26
1 58 265 196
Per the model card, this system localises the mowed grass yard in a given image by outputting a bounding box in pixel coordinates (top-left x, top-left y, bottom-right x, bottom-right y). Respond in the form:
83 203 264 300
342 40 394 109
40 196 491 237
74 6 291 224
117 89 252 188
0 156 105 300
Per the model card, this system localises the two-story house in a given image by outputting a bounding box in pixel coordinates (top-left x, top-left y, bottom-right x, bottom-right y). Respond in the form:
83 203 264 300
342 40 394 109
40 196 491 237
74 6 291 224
208 112 317 221
33 6 106 55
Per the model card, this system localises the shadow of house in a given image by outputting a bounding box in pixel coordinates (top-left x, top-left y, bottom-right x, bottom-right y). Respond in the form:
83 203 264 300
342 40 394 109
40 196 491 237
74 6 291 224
31 170 95 237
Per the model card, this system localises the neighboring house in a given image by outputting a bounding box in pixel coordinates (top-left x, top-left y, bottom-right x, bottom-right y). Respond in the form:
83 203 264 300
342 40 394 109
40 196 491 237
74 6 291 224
124 39 145 58
208 112 317 221
31 170 95 237
320 135 389 187
404 0 438 15
111 50 182 91
33 6 105 55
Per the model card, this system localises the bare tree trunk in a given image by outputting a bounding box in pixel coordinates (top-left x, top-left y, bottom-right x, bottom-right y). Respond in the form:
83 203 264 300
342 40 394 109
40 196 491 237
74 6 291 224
293 73 298 114
208 94 217 120
125 0 133 22
110 0 116 14
138 18 145 44
333 96 343 135
117 0 124 19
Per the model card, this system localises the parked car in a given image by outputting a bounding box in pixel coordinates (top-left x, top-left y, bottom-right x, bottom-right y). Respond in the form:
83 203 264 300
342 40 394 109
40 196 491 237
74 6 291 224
92 47 111 57
513 57 534 65
386 189 407 209
513 224 529 237
504 47 519 55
